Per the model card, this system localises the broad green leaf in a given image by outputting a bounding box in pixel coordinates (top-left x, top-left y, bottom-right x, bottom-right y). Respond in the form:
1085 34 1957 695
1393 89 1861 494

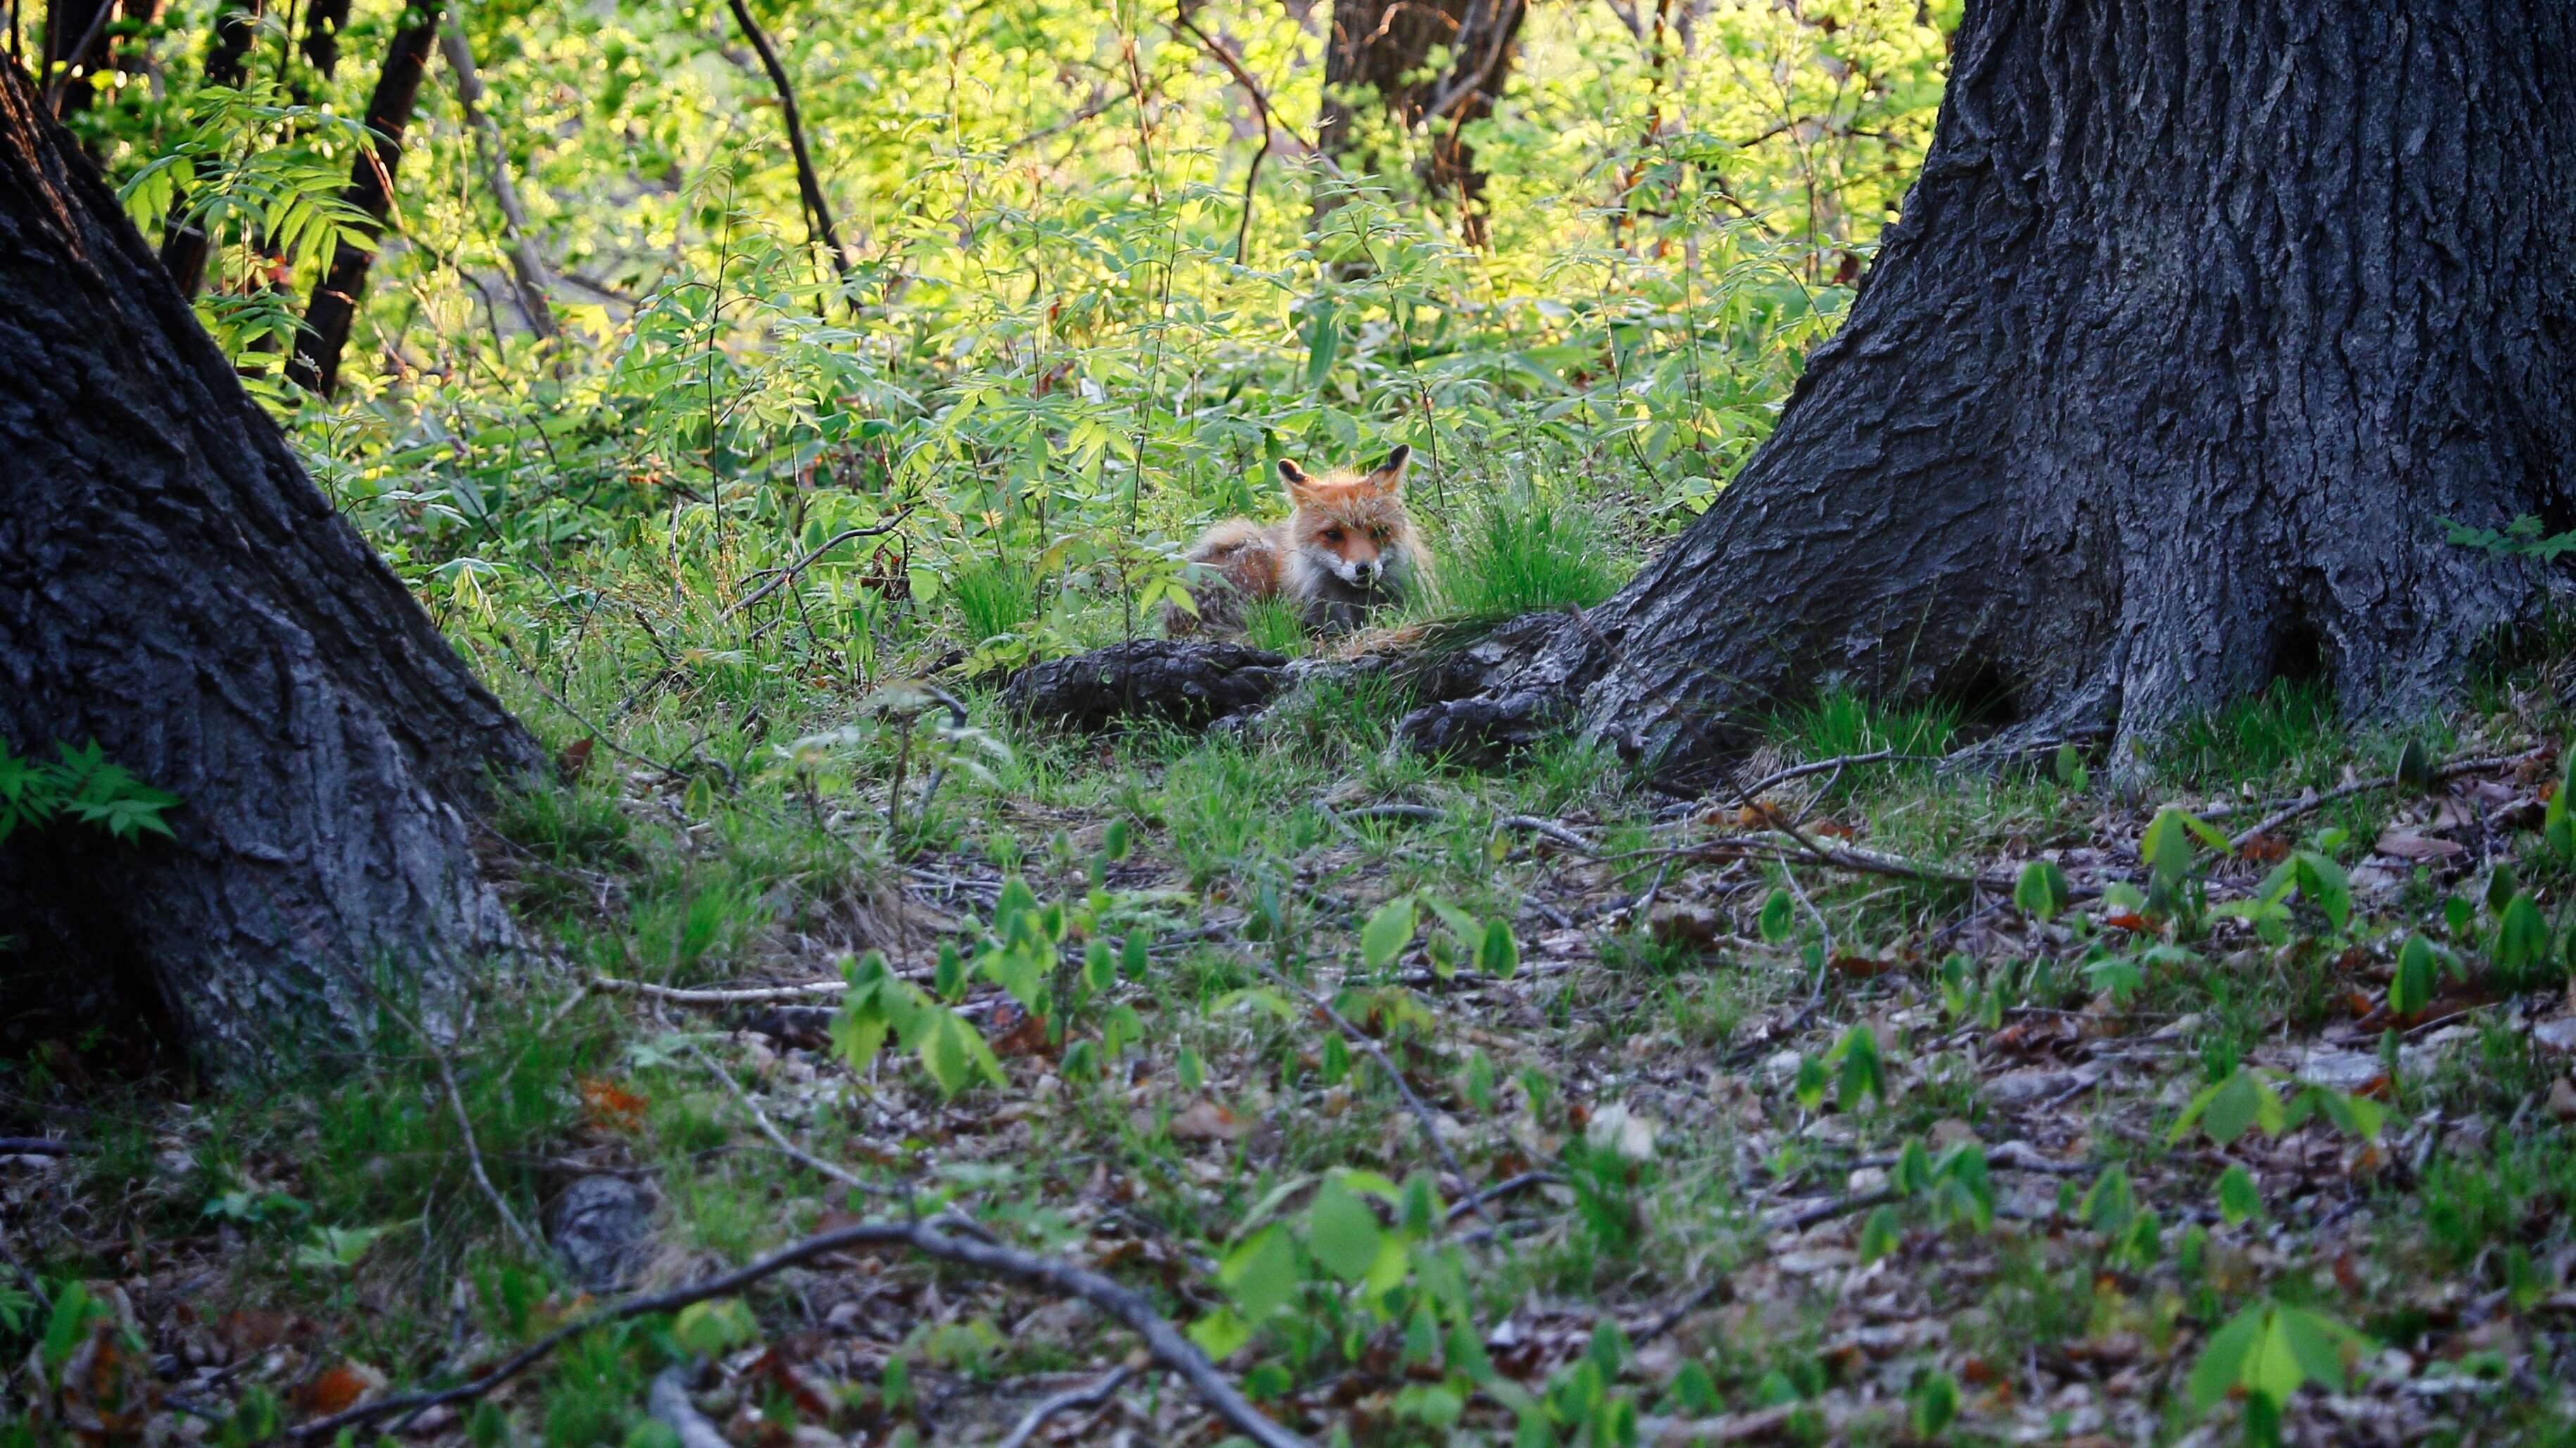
2015 859 2070 921
1758 888 1795 943
2216 1164 2261 1225
1306 1180 1382 1282
1361 896 1418 972
1219 1225 1299 1321
2497 891 2550 970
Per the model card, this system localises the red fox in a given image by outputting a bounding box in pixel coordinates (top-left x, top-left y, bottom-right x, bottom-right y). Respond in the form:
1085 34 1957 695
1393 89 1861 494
1169 446 1434 637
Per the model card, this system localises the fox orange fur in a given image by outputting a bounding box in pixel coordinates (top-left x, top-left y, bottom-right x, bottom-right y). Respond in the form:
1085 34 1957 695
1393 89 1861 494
1168 446 1433 637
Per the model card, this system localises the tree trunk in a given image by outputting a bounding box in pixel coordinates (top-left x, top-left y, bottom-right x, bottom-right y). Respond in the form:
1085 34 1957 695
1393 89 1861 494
0 62 544 1068
299 0 351 84
1401 0 2576 782
287 0 442 394
158 0 261 297
1313 0 1524 243
439 14 556 338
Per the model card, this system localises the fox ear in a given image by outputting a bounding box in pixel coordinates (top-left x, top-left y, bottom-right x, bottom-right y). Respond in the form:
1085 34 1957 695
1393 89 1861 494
1370 444 1413 490
1277 459 1315 501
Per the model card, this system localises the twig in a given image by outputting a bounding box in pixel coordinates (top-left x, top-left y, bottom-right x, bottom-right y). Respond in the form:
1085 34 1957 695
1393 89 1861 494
287 1216 1311 1447
1171 4 1294 266
723 0 849 276
997 1362 1139 1448
646 1366 729 1448
1496 813 1598 855
592 968 937 1004
1722 749 1940 809
1247 959 1492 1228
1629 1188 1902 1347
0 1136 87 1155
676 1028 886 1197
325 965 544 1260
721 514 911 620
1442 1170 1559 1223
1337 801 1446 825
2218 749 2545 851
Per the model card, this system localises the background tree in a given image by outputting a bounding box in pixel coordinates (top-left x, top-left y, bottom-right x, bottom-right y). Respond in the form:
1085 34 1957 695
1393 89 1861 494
0 60 543 1066
1403 0 2576 780
1315 0 1526 242
287 0 443 392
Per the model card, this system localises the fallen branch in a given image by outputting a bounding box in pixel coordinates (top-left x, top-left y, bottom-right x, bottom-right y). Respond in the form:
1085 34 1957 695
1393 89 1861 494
997 1361 1138 1448
1628 1188 1901 1347
1248 959 1493 1228
592 973 847 1005
289 1216 1310 1447
2218 748 2546 851
1443 1170 1559 1223
1721 749 1941 809
646 1366 729 1448
677 1027 887 1198
723 514 910 620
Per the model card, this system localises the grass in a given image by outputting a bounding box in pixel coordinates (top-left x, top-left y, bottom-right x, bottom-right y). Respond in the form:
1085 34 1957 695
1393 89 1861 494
15 627 2576 1442
1434 482 1632 623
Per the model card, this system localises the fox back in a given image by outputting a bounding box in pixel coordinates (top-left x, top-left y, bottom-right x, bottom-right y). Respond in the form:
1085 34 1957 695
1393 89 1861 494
1169 447 1433 637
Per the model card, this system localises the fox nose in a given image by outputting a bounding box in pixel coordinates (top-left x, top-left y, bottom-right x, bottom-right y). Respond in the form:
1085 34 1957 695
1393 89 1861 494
1355 558 1381 581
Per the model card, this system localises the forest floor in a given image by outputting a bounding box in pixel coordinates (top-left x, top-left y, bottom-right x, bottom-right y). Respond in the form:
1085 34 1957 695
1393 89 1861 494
13 629 2576 1447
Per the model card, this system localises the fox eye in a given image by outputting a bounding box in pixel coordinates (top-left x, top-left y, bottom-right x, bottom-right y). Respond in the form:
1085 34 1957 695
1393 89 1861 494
1322 528 1344 542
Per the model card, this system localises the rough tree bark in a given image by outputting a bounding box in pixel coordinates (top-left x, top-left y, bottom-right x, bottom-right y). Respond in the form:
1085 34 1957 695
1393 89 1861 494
1313 0 1525 244
0 63 544 1066
287 0 443 394
1402 0 2576 782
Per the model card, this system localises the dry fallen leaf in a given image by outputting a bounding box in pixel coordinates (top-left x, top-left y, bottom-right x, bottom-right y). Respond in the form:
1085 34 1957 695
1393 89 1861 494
1166 1100 1249 1142
2374 828 2466 861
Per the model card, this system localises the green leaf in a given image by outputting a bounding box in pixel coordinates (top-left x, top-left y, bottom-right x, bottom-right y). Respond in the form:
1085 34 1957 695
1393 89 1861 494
1758 888 1795 943
1219 1225 1300 1321
1306 1179 1382 1282
673 1297 758 1356
2188 1302 2270 1413
2389 935 2438 1018
2497 891 2551 971
1857 1204 1901 1263
2293 851 2352 931
2142 806 2201 890
1187 1306 1253 1361
1477 918 1520 978
1361 896 1418 972
2015 859 2070 922
2216 1164 2261 1225
2394 737 2437 792
1792 1054 1828 1111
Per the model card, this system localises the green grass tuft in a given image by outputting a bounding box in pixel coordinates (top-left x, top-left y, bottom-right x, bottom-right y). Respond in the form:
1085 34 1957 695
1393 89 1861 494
1435 484 1630 622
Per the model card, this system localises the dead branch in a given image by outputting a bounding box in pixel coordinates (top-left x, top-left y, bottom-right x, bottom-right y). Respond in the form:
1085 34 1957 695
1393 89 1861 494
646 1366 729 1448
722 0 850 277
997 1361 1138 1448
1247 959 1494 1228
676 1025 887 1197
287 1215 1311 1448
722 513 911 620
2215 747 2546 851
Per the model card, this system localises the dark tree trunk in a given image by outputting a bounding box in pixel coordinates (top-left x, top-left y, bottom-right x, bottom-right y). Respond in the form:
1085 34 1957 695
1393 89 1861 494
158 0 261 297
1402 0 2576 780
0 62 544 1067
287 0 441 394
299 0 351 83
1313 0 1524 243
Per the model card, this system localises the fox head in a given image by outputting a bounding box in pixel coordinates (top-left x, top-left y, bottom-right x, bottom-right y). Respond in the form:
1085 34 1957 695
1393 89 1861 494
1278 445 1418 591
